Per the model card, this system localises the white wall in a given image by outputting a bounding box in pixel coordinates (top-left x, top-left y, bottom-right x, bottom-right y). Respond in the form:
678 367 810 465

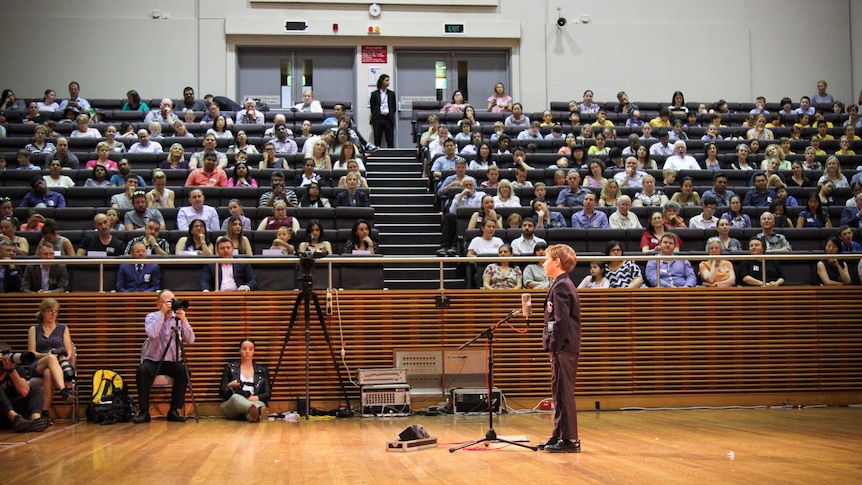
0 0 855 133
0 0 200 100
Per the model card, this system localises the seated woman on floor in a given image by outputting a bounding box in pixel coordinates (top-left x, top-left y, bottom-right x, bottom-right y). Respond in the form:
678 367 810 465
219 338 271 422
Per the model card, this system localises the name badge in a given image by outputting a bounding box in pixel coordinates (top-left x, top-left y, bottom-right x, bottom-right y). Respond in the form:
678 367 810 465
144 274 151 282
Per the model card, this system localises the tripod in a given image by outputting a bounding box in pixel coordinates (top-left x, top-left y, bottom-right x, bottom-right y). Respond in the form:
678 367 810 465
449 310 537 452
153 314 199 422
273 273 352 419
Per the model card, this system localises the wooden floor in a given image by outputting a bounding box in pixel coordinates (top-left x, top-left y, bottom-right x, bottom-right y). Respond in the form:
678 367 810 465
2 407 861 484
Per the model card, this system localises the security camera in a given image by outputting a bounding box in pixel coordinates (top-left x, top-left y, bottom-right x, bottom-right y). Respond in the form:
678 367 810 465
556 16 567 28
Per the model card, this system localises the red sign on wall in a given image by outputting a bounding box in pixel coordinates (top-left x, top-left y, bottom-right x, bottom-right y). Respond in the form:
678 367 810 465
361 45 388 64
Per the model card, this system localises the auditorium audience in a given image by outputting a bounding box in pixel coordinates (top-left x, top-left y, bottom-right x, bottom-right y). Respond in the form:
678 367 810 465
220 200 252 231
645 233 696 287
342 219 379 255
22 242 68 293
116 241 161 292
737 236 785 286
298 219 331 257
700 238 736 287
189 133 228 170
300 181 331 208
713 218 742 253
481 244 521 290
816 237 852 286
603 241 644 288
125 220 170 256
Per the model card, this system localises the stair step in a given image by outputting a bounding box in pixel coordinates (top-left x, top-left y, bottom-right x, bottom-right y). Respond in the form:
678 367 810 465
381 233 440 244
366 178 428 189
369 186 429 194
374 221 440 236
369 163 422 173
382 244 440 256
367 148 417 158
373 204 438 213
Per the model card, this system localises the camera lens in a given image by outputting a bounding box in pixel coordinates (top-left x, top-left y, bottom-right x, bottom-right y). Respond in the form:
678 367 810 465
3 351 36 365
59 356 75 382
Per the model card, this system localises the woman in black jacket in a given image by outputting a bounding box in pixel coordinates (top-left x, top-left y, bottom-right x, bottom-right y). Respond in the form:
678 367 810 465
219 339 271 422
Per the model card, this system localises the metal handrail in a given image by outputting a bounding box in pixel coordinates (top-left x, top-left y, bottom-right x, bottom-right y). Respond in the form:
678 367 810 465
7 251 857 292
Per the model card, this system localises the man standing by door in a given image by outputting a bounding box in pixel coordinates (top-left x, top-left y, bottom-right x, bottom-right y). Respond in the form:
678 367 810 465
370 73 396 148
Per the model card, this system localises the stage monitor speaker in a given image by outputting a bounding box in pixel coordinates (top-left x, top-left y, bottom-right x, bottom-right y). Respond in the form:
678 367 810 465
399 424 430 441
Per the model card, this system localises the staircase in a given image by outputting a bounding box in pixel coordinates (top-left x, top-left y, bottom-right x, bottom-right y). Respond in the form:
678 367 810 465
365 148 464 289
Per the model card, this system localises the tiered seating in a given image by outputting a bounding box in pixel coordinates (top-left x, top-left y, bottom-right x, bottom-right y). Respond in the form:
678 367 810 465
0 98 381 290
415 97 862 286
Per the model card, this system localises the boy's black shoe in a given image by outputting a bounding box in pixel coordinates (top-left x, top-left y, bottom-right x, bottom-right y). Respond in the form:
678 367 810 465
546 439 581 453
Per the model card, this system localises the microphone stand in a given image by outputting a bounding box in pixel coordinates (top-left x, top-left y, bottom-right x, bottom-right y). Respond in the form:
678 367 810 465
449 308 537 452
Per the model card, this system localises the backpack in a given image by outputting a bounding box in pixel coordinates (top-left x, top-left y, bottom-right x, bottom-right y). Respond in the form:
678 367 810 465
86 369 135 424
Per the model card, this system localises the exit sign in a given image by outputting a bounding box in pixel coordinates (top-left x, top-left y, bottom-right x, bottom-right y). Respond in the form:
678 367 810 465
444 24 465 35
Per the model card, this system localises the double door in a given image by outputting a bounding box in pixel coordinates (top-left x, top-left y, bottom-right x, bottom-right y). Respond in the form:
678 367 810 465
237 48 355 109
394 51 509 147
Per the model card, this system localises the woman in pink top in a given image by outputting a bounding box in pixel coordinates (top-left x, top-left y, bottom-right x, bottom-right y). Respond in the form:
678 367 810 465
487 82 512 113
85 142 119 170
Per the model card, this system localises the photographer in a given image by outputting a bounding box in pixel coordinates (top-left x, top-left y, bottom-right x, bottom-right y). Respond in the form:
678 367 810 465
1 342 49 432
219 339 271 422
28 298 75 413
133 290 195 424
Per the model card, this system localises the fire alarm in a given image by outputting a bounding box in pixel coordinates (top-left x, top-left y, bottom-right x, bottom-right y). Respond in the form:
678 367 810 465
332 23 339 33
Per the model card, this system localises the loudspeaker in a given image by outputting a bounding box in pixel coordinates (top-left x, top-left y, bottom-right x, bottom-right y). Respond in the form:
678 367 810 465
398 424 429 441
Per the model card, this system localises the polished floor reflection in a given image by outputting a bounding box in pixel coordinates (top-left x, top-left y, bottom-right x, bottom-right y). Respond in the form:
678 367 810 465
2 408 860 484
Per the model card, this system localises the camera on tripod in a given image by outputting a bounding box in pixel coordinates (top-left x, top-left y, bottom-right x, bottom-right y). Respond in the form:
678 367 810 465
298 248 318 277
171 298 190 311
1 349 36 365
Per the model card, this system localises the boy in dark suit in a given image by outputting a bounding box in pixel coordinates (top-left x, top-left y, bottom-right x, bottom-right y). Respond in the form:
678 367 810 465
539 244 582 453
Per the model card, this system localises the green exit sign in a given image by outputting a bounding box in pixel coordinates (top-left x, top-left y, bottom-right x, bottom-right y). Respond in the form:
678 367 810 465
444 24 465 34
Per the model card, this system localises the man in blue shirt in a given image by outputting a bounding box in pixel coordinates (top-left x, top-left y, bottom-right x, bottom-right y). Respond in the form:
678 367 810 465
556 170 587 207
437 159 469 199
19 177 65 208
58 81 90 112
743 173 776 207
571 192 608 229
109 159 147 187
645 234 697 287
431 139 464 180
701 173 735 208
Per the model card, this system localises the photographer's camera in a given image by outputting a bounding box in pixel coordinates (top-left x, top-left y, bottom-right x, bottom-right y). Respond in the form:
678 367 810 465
1 349 36 365
171 298 190 311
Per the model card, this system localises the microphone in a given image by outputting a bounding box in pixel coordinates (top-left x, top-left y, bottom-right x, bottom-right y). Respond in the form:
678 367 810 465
521 293 532 325
326 289 333 315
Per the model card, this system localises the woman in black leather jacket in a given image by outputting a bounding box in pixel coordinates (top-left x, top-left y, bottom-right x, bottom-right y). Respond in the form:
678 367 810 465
219 339 271 422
